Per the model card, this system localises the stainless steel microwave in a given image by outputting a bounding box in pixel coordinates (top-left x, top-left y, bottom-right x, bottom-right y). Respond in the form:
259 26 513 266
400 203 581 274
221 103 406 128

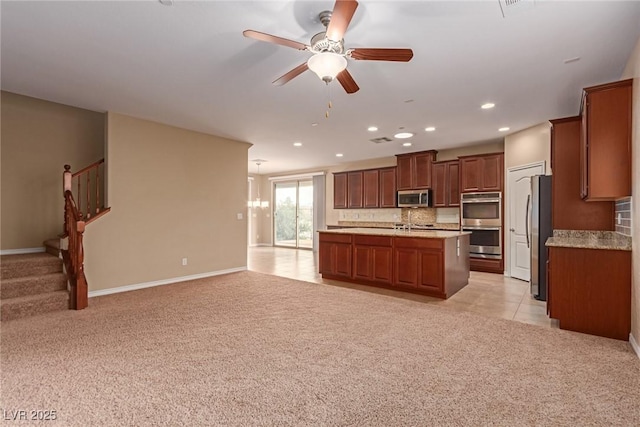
397 189 432 208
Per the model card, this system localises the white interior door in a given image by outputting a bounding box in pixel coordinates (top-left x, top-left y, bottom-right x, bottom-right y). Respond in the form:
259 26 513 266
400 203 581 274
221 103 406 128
507 163 545 281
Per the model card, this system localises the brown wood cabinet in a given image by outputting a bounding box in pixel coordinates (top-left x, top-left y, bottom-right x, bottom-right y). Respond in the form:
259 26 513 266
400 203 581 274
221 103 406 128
363 169 379 208
548 246 631 340
318 231 470 299
432 160 460 207
580 79 632 201
379 167 397 208
334 167 397 209
550 116 614 230
353 235 393 285
347 171 363 208
396 150 437 190
459 152 504 193
319 233 352 278
333 172 347 209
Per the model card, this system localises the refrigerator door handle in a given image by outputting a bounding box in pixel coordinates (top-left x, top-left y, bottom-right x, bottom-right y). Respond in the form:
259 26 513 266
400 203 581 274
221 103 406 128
525 194 530 249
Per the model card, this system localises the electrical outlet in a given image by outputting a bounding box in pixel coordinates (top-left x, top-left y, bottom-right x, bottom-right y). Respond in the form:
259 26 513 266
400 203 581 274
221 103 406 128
182 258 188 266
237 213 243 220
617 213 622 225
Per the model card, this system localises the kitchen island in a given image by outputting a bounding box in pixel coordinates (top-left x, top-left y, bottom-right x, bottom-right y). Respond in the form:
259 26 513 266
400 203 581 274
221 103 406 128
319 228 470 299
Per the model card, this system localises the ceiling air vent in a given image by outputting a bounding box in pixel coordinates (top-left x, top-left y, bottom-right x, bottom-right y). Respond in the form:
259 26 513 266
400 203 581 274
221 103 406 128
498 0 535 18
370 137 393 144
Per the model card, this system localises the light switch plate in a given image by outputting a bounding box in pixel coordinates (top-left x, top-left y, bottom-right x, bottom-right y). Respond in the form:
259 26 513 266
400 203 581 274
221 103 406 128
237 213 243 220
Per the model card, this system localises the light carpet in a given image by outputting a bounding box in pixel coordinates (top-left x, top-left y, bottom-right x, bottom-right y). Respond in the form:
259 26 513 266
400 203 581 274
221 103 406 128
1 271 639 426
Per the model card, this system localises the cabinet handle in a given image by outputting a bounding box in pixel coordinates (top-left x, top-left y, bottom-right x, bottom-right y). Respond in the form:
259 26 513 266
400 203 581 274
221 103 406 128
525 195 530 249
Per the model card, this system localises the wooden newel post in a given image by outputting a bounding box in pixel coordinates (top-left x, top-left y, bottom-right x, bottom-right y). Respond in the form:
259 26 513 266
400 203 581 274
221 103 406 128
63 164 72 193
74 220 88 310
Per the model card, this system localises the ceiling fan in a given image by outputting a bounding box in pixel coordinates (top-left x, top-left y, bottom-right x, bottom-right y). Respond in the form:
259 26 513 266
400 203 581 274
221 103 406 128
243 0 414 94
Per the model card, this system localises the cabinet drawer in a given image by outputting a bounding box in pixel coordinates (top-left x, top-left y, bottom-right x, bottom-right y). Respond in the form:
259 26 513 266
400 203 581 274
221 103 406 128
319 233 352 244
394 237 443 250
353 235 393 247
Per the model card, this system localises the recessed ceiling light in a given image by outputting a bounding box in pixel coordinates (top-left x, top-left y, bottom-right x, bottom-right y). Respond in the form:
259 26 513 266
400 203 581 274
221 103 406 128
293 142 302 147
367 126 378 132
404 99 414 103
499 127 510 132
425 127 436 132
564 57 581 64
394 132 414 139
311 122 318 127
481 103 495 109
158 0 173 5
402 142 412 147
336 153 344 157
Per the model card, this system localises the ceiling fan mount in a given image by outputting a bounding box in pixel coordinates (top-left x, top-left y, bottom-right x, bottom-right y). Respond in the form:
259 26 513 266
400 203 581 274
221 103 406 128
243 0 413 94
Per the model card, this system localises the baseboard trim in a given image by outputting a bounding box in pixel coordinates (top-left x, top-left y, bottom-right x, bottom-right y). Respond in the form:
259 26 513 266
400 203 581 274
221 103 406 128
0 247 46 255
630 333 640 359
88 266 248 298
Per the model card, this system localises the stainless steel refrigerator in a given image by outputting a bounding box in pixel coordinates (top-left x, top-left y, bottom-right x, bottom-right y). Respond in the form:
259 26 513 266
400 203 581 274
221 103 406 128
530 175 552 301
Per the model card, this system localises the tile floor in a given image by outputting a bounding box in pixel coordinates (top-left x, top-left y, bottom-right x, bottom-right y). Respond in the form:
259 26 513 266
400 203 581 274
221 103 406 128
248 246 559 329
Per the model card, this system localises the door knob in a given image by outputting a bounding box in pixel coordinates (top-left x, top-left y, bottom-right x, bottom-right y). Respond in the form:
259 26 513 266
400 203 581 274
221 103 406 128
509 228 515 232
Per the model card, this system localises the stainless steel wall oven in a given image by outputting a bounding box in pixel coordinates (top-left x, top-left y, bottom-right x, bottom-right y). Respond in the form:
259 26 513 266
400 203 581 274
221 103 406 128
461 192 502 259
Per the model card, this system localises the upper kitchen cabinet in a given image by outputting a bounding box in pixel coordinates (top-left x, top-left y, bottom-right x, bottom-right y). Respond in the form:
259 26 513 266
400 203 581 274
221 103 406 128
432 160 460 207
334 172 348 209
580 79 632 201
333 167 397 209
459 152 504 193
396 150 437 190
379 167 397 208
550 116 613 230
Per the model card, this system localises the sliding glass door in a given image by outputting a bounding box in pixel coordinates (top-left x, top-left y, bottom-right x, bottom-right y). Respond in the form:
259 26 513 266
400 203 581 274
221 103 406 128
274 180 313 249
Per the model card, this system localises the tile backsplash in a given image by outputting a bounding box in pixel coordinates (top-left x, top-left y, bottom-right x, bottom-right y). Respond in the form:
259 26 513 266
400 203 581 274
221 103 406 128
615 197 632 236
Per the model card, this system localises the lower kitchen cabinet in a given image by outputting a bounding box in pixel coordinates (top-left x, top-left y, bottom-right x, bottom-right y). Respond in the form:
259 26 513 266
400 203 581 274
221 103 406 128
353 235 393 285
548 246 630 340
319 231 470 299
319 233 352 278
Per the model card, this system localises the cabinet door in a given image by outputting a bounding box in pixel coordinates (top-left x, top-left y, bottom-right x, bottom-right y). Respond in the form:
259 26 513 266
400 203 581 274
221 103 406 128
363 169 380 208
580 112 588 199
335 243 352 277
319 242 334 275
583 81 632 200
372 247 393 284
353 245 372 280
393 248 418 288
418 250 443 292
447 161 460 207
459 157 481 192
414 152 434 189
379 167 397 208
347 171 363 208
431 162 447 207
481 154 503 191
396 155 414 190
333 173 348 209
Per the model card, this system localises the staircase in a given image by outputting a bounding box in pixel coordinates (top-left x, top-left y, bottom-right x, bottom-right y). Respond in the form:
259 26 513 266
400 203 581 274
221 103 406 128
1 252 69 321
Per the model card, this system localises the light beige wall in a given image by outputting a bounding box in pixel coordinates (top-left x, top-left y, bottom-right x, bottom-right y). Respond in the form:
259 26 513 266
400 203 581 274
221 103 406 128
1 91 105 250
504 123 551 172
84 112 250 291
622 35 640 348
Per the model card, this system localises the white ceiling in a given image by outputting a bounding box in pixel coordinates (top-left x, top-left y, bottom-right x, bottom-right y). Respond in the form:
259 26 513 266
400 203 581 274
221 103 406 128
2 1 640 174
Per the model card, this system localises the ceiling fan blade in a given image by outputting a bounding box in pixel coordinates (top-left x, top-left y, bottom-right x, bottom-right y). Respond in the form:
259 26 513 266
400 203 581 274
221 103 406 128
325 0 359 42
350 48 414 62
336 69 359 94
243 30 309 51
272 63 309 86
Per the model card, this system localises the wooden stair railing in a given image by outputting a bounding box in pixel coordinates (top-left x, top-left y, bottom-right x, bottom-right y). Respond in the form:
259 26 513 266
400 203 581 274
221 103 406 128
62 160 110 310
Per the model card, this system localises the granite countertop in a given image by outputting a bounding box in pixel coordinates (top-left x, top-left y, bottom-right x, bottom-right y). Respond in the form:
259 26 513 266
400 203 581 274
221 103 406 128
320 227 470 239
333 221 461 231
545 230 631 251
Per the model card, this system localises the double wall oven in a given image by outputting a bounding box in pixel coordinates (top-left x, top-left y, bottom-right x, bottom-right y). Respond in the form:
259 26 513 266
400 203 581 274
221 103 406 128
461 192 502 260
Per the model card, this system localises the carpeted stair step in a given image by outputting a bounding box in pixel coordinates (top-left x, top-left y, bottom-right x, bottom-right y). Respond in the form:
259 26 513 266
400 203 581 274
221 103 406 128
1 253 63 280
1 272 67 299
1 290 69 322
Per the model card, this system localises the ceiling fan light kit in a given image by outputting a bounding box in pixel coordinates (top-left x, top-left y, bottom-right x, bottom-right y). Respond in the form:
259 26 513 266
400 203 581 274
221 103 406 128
243 0 413 95
307 52 347 83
